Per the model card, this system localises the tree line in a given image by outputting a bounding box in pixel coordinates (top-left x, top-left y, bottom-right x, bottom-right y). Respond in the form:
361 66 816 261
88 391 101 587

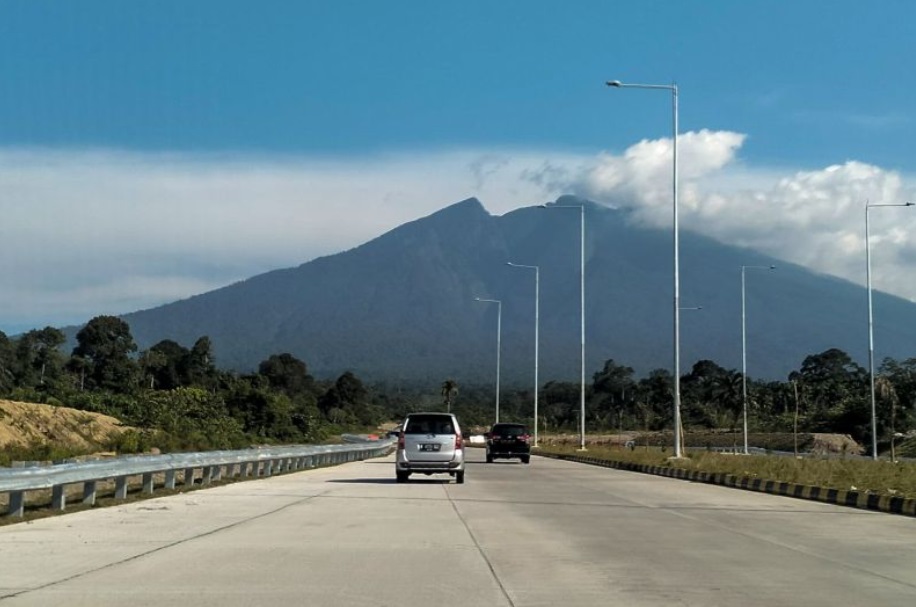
0 316 386 452
0 314 913 455
488 349 915 454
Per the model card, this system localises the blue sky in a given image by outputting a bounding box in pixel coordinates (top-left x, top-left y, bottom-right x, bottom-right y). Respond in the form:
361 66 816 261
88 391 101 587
0 1 915 333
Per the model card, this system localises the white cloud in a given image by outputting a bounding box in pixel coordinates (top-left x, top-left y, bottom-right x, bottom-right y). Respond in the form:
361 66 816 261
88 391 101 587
0 147 563 331
0 139 914 333
567 132 916 304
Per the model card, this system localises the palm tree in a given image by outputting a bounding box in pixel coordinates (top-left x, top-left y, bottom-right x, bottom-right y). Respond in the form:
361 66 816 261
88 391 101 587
441 379 459 413
711 371 743 452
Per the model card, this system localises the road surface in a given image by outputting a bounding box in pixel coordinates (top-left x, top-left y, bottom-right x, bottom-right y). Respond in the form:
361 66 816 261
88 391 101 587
1 448 915 606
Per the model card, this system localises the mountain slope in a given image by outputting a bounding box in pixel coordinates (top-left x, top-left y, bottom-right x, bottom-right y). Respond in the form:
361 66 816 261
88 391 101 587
119 196 916 384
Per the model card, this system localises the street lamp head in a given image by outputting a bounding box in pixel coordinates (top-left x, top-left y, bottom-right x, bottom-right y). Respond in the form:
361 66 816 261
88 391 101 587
906 201 914 206
769 265 777 270
606 80 622 87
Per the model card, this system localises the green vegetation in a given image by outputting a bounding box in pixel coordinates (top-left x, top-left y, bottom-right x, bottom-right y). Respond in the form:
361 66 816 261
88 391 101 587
0 314 915 465
542 444 916 499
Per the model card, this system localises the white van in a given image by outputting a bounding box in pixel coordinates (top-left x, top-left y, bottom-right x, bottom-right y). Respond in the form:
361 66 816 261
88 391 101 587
395 412 465 484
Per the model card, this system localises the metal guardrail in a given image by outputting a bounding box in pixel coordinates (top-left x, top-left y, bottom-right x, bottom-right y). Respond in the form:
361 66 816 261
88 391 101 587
0 438 395 518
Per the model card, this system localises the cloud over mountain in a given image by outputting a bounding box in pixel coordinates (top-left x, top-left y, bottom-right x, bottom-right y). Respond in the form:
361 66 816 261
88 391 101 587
1 136 914 332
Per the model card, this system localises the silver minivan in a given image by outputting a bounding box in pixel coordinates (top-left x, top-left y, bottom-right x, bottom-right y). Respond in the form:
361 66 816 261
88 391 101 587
395 412 465 483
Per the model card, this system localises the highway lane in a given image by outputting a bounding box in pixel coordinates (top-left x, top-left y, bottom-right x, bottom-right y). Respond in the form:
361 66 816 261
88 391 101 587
1 448 915 606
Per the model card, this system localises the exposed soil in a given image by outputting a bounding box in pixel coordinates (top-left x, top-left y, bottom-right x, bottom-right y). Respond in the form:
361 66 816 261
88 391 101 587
0 399 130 452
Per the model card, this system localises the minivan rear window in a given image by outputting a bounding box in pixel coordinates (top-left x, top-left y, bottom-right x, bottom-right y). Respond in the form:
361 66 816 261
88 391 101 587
405 415 455 435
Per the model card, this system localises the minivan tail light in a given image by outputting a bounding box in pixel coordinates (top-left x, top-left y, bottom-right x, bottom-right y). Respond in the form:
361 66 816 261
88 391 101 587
455 433 462 449
397 433 405 451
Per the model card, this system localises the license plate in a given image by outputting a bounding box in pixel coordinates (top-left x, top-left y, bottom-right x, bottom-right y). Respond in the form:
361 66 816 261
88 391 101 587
420 443 441 452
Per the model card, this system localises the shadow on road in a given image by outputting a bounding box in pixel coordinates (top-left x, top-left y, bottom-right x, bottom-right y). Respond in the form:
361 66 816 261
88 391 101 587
328 477 457 485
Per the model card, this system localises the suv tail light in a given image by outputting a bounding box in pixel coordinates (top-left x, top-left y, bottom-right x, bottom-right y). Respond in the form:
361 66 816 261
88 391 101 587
397 433 405 451
521 434 531 443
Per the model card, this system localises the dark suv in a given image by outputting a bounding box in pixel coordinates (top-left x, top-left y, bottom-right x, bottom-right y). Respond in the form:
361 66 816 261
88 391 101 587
485 422 531 464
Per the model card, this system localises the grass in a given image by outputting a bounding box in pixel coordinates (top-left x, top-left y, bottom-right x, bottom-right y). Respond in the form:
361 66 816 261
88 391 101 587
540 444 916 500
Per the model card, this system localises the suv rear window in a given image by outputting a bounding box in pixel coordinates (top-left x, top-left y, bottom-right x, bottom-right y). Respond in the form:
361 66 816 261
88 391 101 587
405 414 455 435
491 424 527 436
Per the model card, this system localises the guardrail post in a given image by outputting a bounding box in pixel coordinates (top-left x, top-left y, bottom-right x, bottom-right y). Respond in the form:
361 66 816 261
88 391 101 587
142 473 154 494
203 466 214 485
164 470 176 490
265 460 274 476
115 476 128 500
184 468 196 487
242 461 252 477
51 485 66 511
83 481 97 506
9 491 25 517
213 465 223 482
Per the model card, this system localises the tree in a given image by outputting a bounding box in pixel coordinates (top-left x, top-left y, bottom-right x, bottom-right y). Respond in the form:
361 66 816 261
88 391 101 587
540 381 579 430
681 360 730 428
138 348 169 389
259 353 316 399
879 357 916 440
591 359 636 427
710 371 743 450
14 326 66 388
147 340 189 389
875 374 900 460
637 369 674 428
186 336 217 388
796 348 868 438
72 316 138 392
441 379 459 413
318 371 377 426
0 331 15 394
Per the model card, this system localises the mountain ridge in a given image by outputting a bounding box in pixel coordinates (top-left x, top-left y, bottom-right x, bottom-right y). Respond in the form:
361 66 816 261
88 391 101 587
107 196 916 385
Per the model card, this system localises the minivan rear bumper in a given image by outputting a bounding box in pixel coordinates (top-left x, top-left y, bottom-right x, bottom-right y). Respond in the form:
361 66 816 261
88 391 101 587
396 452 464 473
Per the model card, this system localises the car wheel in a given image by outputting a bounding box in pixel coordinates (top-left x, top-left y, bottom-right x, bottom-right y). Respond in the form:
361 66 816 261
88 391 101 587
456 471 465 484
486 453 493 463
396 472 409 483
521 456 530 464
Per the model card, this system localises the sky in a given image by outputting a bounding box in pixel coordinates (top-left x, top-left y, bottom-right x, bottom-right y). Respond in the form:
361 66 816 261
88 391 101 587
1 1 915 334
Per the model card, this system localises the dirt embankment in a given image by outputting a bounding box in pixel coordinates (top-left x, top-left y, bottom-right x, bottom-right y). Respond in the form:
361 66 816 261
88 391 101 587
0 399 129 452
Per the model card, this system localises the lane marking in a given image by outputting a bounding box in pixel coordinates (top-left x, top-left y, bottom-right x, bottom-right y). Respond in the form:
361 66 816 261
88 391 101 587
444 484 516 607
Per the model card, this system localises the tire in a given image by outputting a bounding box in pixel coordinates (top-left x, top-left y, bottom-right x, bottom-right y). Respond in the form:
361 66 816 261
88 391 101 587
396 472 409 483
486 453 493 464
521 456 530 464
456 471 465 484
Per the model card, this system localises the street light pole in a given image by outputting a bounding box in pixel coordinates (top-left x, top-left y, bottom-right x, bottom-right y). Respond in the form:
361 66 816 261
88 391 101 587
475 297 502 424
866 201 913 460
607 78 682 457
741 265 776 455
540 202 586 451
507 262 540 447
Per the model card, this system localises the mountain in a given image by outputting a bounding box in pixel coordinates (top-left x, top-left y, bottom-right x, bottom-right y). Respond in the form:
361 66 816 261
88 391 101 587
117 196 916 385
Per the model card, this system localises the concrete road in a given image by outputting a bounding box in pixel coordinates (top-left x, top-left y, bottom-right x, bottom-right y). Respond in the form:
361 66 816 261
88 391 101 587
2 448 915 606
